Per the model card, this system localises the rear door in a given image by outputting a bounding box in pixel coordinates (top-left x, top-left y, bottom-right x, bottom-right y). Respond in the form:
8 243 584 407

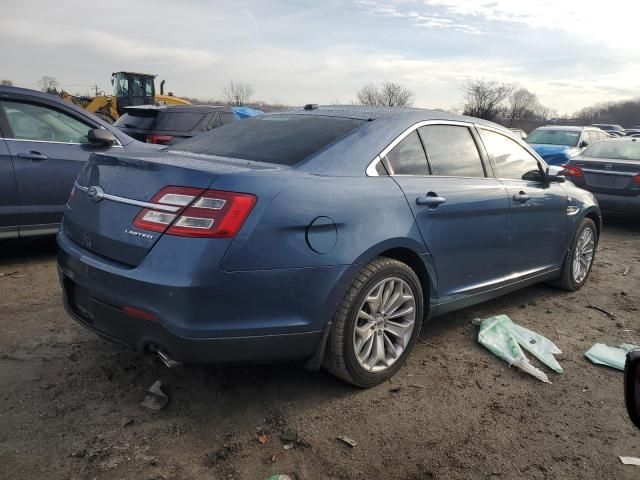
0 115 20 238
384 122 510 303
0 97 119 233
478 127 567 274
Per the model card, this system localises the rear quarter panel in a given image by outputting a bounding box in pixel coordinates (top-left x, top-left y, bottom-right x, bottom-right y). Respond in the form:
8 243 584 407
218 174 427 271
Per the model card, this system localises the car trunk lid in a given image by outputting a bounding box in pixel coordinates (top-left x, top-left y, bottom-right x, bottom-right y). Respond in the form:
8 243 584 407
63 150 278 266
571 157 640 196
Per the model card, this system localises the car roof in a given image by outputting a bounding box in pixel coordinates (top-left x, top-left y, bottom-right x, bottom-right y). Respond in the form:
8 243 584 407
284 105 517 176
273 104 505 127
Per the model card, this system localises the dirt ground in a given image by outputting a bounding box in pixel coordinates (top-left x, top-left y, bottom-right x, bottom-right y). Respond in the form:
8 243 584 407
1 217 639 480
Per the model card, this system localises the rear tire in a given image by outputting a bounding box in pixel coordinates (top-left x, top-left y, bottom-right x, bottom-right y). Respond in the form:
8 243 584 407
552 217 597 291
324 257 424 388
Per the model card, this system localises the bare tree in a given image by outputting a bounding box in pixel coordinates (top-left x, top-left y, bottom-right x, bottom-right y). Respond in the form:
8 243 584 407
462 79 513 121
38 75 59 94
221 81 254 106
1 79 13 86
356 81 414 107
356 83 380 106
505 88 538 127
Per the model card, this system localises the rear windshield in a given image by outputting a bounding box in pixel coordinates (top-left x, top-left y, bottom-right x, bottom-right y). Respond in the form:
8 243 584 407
582 141 640 161
168 114 366 165
115 110 207 132
526 129 580 147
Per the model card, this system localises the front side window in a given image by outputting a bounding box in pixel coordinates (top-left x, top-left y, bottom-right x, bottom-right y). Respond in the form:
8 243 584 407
481 129 540 181
418 125 485 177
384 131 429 175
1 101 91 143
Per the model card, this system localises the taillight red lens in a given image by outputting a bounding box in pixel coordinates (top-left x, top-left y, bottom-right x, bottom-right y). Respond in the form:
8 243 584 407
147 134 173 145
633 174 640 184
133 186 204 233
132 187 256 238
561 164 583 177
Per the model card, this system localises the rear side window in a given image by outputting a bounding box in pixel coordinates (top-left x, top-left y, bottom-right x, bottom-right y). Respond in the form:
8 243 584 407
169 114 366 165
115 110 208 132
384 131 429 175
418 125 485 177
480 129 540 180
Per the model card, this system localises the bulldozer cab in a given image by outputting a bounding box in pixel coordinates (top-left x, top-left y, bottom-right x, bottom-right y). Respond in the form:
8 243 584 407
111 72 156 116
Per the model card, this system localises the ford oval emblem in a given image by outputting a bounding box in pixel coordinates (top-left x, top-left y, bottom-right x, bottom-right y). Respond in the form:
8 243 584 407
87 186 105 202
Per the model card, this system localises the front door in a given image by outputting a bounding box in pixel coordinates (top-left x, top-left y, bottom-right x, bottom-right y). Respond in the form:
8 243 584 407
382 124 511 304
0 99 115 232
479 128 567 274
0 135 20 238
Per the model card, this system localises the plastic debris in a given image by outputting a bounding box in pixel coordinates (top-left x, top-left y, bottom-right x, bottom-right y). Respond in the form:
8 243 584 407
283 443 294 450
585 344 639 371
619 456 640 466
141 380 169 411
475 315 563 383
267 475 293 480
337 435 357 447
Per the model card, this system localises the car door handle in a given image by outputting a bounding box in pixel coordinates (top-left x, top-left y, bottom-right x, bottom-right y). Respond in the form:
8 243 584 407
513 191 530 203
17 151 49 161
416 193 446 208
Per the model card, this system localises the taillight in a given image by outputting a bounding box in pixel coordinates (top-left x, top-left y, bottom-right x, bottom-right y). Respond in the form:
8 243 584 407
561 164 583 178
147 134 173 145
133 186 256 238
633 174 640 184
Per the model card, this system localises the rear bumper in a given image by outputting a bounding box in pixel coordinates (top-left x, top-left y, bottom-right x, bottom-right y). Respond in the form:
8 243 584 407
57 225 356 363
592 192 640 215
60 284 323 363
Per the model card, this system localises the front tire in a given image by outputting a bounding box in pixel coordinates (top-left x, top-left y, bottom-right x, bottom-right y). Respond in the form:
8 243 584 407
324 257 424 388
554 217 597 291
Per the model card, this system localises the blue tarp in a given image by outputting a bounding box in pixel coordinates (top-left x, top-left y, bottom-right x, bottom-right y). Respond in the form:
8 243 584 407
231 106 263 120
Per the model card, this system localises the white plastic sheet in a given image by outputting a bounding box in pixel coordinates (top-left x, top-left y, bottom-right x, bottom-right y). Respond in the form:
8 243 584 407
584 343 639 371
476 314 563 383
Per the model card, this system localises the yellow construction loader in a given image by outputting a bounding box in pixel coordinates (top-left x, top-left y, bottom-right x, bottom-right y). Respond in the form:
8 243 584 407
61 71 191 124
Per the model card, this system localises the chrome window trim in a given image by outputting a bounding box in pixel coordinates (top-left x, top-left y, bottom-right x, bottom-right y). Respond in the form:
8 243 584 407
74 182 181 213
1 137 123 147
366 119 499 177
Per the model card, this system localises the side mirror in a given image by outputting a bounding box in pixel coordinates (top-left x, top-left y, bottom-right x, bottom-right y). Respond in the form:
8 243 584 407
543 166 566 183
625 350 640 429
87 128 117 147
580 140 589 148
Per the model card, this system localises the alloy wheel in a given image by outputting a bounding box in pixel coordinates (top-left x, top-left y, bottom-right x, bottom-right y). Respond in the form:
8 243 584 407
572 227 595 284
353 277 416 372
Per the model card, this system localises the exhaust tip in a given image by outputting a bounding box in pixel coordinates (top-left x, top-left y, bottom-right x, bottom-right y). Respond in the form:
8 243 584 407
156 349 183 368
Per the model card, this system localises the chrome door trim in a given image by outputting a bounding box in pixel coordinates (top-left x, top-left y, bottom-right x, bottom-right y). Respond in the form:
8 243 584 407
2 137 123 147
19 223 60 237
74 181 181 213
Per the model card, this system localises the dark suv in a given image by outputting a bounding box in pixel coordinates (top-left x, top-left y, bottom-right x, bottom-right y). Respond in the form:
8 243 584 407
114 105 261 145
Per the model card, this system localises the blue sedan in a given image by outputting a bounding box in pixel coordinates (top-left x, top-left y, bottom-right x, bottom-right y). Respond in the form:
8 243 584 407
0 86 155 239
57 106 601 387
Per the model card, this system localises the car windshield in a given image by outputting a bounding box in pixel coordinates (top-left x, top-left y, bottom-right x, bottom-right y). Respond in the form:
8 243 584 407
169 114 366 165
526 129 580 147
582 141 640 161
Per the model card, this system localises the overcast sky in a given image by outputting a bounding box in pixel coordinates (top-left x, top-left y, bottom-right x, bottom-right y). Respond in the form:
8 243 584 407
2 0 639 114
